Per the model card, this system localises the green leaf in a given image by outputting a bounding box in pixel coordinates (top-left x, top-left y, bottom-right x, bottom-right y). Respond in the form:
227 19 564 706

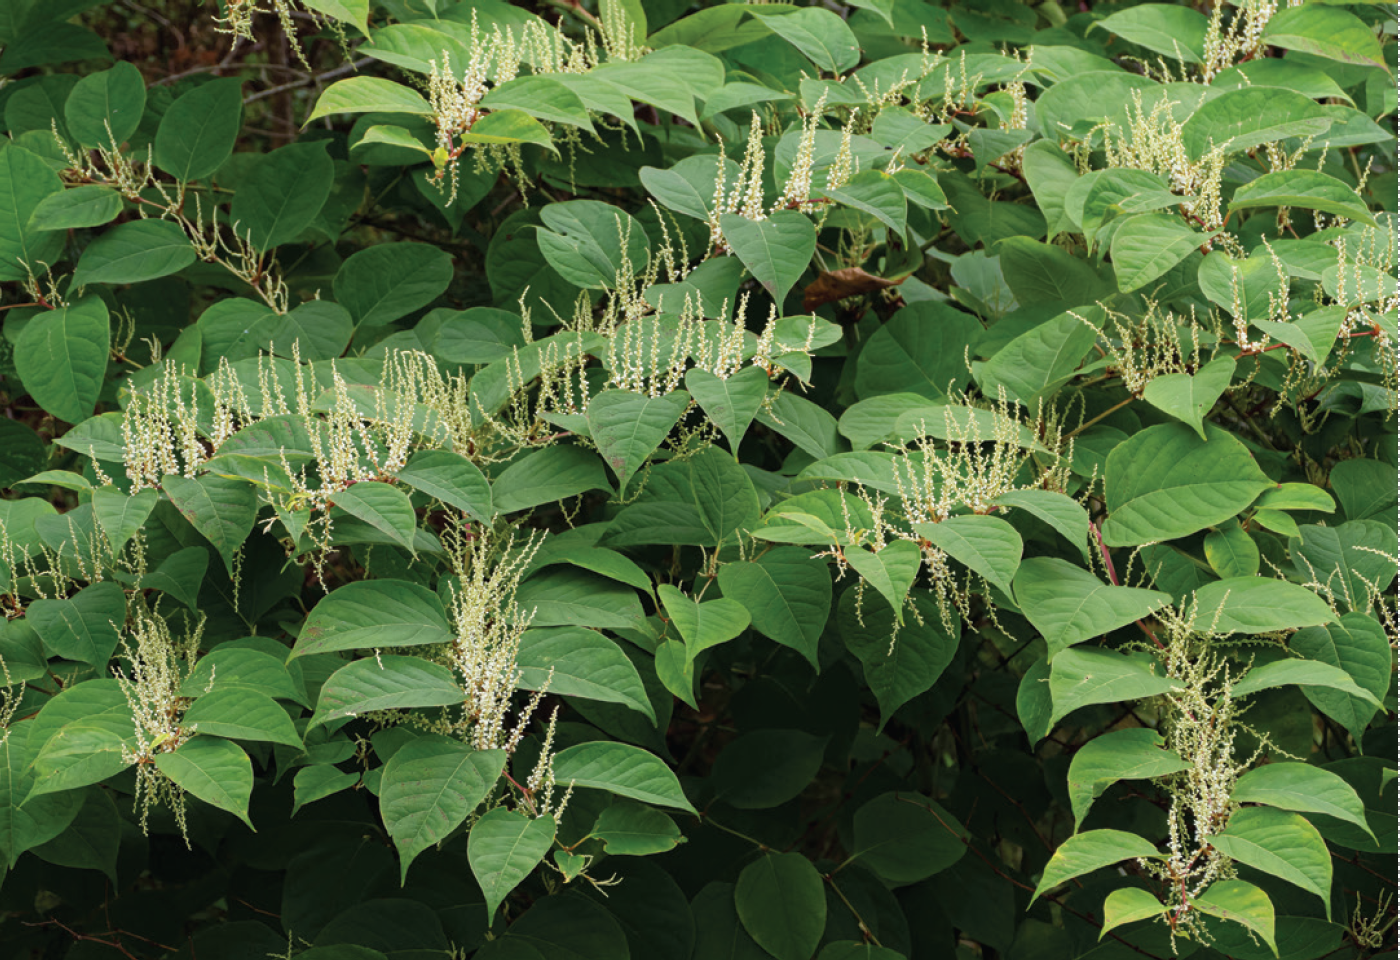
292 580 454 658
1013 558 1171 659
838 590 957 731
27 184 122 231
393 450 493 523
993 489 1091 559
657 585 750 663
1100 888 1169 938
684 366 768 454
1049 647 1182 724
710 729 827 810
64 61 144 147
311 655 463 728
1210 807 1332 916
1101 424 1273 547
30 721 132 799
306 77 434 124
852 791 967 884
0 143 65 282
590 799 683 856
1068 728 1190 830
1180 88 1332 160
1228 170 1376 226
717 547 831 671
855 301 981 401
1192 881 1277 955
587 389 690 494
997 237 1113 306
383 738 506 882
1234 763 1372 838
292 764 358 816
300 0 369 34
331 481 418 554
180 647 302 704
493 445 609 515
822 170 907 235
1032 830 1162 902
154 78 243 182
91 485 158 557
914 516 1022 596
1189 577 1335 635
516 627 654 721
468 808 556 921
515 568 644 631
1089 5 1207 62
842 540 921 624
1204 520 1259 579
0 725 82 869
30 785 120 881
735 853 827 960
537 199 649 290
1111 213 1211 292
460 109 556 154
551 741 694 812
1262 5 1386 68
183 688 302 748
154 737 254 828
1023 140 1081 242
719 212 814 307
757 392 845 462
26 580 125 668
1232 659 1381 708
1142 356 1237 440
72 218 195 287
479 75 594 131
333 242 454 328
14 297 109 424
161 473 257 576
228 141 334 252
749 7 859 73
1291 614 1391 743
1255 482 1335 513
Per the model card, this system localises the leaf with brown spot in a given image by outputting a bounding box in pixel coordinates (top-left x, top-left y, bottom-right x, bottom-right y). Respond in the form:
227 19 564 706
802 267 898 312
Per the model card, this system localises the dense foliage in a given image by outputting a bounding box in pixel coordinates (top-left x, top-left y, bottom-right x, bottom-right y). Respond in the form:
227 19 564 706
0 0 1395 957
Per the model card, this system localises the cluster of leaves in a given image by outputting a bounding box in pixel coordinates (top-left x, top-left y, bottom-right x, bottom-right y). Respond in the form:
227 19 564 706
0 0 1394 957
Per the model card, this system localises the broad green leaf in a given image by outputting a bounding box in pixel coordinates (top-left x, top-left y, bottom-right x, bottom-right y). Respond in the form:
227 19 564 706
228 141 334 252
1291 614 1391 743
300 0 369 34
747 7 859 73
92 485 158 557
854 301 981 401
1078 169 1181 245
29 783 120 881
492 445 610 514
1013 557 1171 658
1228 170 1376 226
587 389 690 494
654 638 697 708
1022 140 1080 241
641 154 738 221
311 655 463 728
14 297 109 424
851 791 967 884
590 799 682 856
153 737 253 828
161 473 257 576
914 515 1024 594
1192 881 1276 955
992 489 1091 559
719 212 815 307
30 721 132 800
395 449 493 523
180 647 302 704
306 77 434 123
591 58 702 127
292 580 454 658
1197 251 1290 327
154 78 243 182
26 580 125 668
331 481 417 554
1089 5 1207 62
0 725 82 869
479 75 593 131
27 184 122 231
515 568 644 631
537 198 649 290
383 738 506 882
1210 807 1332 916
183 688 302 748
72 218 195 287
1262 5 1386 68
1110 213 1211 292
1189 577 1334 635
735 853 827 960
353 124 431 158
551 741 693 812
516 627 654 721
657 585 750 663
1049 647 1182 724
1033 70 1159 141
0 143 65 282
1032 830 1163 902
1100 888 1169 938
1234 763 1372 838
468 808 556 921
980 307 1101 408
1142 356 1237 440
1293 520 1397 614
823 170 907 235
1101 424 1273 547
757 391 845 461
1254 483 1336 513
333 242 454 328
1180 87 1332 160
64 61 144 147
684 366 768 454
1232 659 1381 708
292 764 359 816
998 236 1113 305
1204 520 1260 579
1068 728 1189 830
460 109 555 153
843 540 920 624
838 590 957 730
710 729 827 810
717 547 831 670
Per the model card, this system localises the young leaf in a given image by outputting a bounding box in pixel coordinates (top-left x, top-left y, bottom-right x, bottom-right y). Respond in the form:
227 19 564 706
589 800 683 856
1100 888 1169 938
383 738 506 882
306 77 434 123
